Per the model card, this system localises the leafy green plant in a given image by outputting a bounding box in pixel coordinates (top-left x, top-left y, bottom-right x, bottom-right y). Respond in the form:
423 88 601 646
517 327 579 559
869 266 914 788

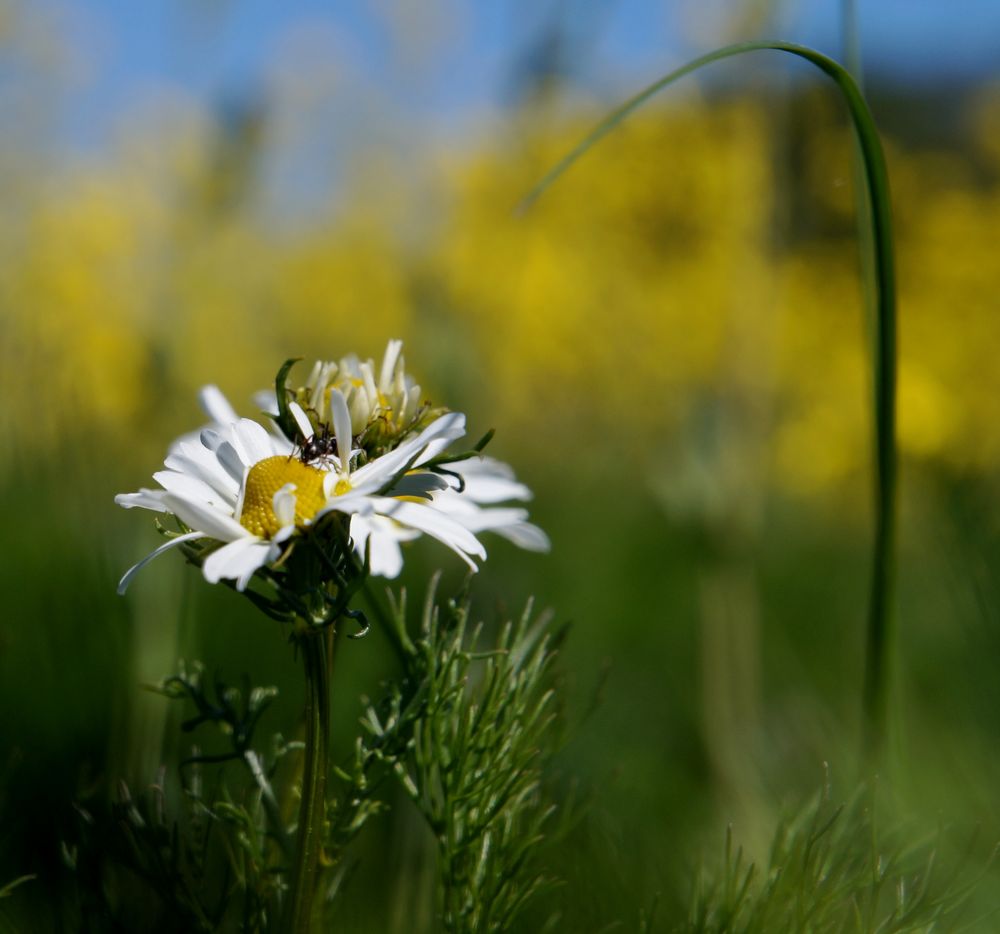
62 667 299 932
58 577 565 933
682 785 988 933
365 575 564 932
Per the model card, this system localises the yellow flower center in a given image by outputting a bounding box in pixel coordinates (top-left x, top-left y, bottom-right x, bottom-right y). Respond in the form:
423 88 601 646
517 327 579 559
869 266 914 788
239 455 326 538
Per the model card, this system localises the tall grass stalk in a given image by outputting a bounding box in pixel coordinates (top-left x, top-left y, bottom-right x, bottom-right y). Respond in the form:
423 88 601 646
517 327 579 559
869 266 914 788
521 40 898 766
836 9 895 767
841 0 863 92
282 628 334 934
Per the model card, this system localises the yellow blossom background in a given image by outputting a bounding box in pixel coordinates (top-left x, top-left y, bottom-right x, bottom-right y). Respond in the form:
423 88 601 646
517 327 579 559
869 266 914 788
4 2 1000 928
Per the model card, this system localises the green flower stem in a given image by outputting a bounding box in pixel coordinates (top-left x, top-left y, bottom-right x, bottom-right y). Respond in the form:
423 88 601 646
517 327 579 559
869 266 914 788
521 41 898 765
283 627 333 934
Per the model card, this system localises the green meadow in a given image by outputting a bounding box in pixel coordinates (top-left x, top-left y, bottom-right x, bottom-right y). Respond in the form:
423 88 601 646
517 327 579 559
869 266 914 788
3 5 1000 931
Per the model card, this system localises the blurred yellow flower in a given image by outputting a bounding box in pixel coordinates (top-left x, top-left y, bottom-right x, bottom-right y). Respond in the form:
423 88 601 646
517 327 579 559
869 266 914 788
5 91 1000 506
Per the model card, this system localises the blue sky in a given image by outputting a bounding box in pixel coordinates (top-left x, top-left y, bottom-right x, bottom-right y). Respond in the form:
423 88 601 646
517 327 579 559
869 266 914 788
57 1 1000 148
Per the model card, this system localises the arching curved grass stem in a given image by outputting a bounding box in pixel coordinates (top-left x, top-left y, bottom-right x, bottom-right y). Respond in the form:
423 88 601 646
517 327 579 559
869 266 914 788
521 41 897 766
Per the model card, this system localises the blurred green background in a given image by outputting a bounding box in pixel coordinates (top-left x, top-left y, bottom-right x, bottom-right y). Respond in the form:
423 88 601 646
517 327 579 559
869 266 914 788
4 0 1000 929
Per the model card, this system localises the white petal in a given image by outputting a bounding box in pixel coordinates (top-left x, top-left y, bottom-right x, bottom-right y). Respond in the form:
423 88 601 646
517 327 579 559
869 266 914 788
494 521 551 552
215 441 249 485
161 491 250 542
115 489 170 512
234 460 254 522
350 412 466 493
372 497 485 569
412 412 468 466
446 502 551 552
315 489 375 519
117 531 205 594
199 385 239 425
366 530 403 578
199 428 224 452
273 483 297 527
221 417 278 465
389 471 450 499
179 434 238 477
233 418 277 465
290 401 314 442
456 455 515 481
448 456 532 503
305 360 324 393
328 388 354 474
269 432 295 456
203 538 276 590
346 384 372 434
402 381 421 422
164 447 240 503
349 515 372 564
360 361 378 408
379 339 403 394
432 490 550 553
153 470 228 509
253 389 280 417
350 515 415 578
415 435 456 465
339 353 362 380
307 361 336 413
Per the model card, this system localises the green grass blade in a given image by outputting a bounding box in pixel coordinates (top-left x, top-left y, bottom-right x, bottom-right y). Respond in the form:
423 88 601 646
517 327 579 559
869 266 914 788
841 0 864 92
521 40 897 764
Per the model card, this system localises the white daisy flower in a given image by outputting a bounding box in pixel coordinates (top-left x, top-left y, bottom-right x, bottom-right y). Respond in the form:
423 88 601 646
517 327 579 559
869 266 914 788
116 391 484 593
117 345 550 596
252 340 549 566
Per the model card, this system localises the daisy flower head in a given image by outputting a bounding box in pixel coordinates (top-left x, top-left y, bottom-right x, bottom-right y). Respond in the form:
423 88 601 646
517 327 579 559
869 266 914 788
261 339 444 460
116 343 549 622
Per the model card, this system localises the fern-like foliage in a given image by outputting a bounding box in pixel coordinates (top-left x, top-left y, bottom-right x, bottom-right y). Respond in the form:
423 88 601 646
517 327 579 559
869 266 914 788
359 574 564 932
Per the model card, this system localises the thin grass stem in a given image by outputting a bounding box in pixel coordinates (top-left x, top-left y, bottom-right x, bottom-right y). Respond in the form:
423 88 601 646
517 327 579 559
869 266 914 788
520 40 897 766
282 627 333 934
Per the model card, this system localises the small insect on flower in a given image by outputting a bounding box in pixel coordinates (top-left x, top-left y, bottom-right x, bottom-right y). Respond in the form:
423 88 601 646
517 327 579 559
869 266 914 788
297 423 340 467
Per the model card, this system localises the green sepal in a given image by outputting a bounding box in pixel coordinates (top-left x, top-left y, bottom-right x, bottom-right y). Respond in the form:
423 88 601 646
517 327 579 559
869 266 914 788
419 428 495 479
274 357 303 442
473 428 495 452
